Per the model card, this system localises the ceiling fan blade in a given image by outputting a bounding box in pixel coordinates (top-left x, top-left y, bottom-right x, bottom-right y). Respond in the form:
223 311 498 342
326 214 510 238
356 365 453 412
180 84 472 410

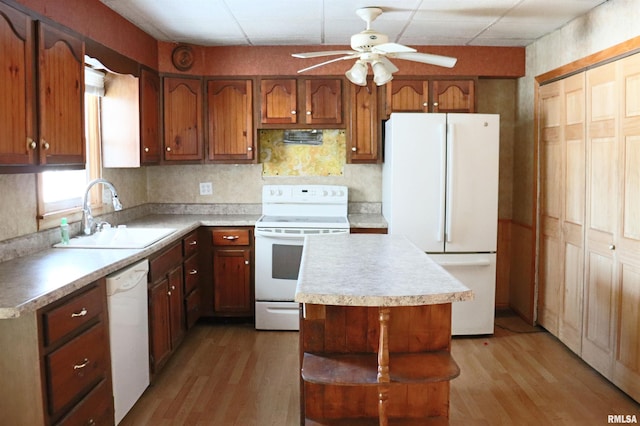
378 56 399 73
373 42 416 54
292 50 356 59
390 52 458 68
296 54 360 73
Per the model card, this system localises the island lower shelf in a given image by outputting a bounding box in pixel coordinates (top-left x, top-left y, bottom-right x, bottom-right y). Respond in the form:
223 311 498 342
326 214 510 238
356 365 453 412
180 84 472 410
300 303 459 425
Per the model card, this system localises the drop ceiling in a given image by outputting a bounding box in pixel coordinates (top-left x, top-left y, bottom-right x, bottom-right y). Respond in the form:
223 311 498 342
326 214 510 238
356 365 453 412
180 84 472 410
100 0 607 48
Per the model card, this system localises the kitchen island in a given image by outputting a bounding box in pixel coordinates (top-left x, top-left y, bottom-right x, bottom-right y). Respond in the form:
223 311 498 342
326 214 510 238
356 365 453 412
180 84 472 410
295 234 472 425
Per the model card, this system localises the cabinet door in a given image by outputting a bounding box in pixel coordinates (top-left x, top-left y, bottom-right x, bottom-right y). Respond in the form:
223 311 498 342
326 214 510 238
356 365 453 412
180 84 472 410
385 79 429 117
140 68 161 164
163 76 203 161
0 3 35 166
148 278 171 374
348 81 379 163
432 79 475 112
167 265 185 349
37 22 85 166
304 79 342 125
260 79 297 124
213 248 252 314
207 79 254 162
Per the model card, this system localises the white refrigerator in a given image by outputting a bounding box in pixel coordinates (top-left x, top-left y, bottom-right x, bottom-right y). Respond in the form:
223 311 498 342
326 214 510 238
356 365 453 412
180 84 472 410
382 113 499 335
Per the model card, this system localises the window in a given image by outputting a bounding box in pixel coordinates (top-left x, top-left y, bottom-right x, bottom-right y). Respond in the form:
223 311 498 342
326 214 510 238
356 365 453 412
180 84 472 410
37 67 104 229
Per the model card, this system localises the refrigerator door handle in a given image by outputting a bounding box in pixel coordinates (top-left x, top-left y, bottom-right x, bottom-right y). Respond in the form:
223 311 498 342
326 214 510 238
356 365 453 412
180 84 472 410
437 123 447 242
436 259 492 267
446 123 455 243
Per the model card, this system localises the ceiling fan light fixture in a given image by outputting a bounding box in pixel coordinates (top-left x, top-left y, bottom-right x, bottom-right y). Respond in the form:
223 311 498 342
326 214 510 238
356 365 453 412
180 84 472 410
345 60 368 86
372 60 393 86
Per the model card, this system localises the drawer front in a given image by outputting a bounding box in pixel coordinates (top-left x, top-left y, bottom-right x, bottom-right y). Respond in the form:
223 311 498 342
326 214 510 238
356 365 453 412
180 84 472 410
182 231 199 257
149 242 182 282
183 254 200 295
185 287 201 329
46 323 109 415
212 228 250 246
56 378 112 426
43 285 103 346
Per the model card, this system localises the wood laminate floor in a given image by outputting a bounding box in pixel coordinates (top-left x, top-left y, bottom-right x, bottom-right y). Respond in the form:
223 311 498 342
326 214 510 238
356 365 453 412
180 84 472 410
120 314 639 425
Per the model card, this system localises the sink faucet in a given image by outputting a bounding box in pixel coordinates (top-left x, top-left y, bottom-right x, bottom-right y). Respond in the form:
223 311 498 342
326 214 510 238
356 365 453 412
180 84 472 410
81 178 123 235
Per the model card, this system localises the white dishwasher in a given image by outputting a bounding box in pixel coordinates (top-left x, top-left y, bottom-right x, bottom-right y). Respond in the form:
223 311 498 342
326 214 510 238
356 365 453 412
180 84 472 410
106 259 150 424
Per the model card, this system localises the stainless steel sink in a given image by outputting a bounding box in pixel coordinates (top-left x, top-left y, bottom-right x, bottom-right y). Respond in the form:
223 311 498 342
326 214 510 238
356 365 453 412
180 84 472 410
54 227 176 249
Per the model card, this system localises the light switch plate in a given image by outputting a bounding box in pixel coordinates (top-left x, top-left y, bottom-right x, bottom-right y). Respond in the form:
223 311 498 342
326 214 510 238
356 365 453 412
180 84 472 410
199 182 213 195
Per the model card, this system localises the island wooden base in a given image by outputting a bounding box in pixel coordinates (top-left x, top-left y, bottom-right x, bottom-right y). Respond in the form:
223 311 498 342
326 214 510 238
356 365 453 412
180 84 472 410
299 303 458 425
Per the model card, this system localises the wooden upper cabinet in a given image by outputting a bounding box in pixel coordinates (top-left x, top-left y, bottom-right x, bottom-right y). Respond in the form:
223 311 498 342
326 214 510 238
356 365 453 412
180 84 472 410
385 80 429 116
304 78 342 125
206 79 254 163
432 79 475 113
260 78 297 124
140 68 161 164
0 3 35 167
348 81 379 163
0 5 84 169
163 76 203 161
260 78 344 127
384 78 476 117
37 22 85 166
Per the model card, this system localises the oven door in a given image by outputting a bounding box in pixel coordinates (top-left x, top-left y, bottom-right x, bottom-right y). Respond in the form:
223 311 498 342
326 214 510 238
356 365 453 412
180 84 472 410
254 228 306 301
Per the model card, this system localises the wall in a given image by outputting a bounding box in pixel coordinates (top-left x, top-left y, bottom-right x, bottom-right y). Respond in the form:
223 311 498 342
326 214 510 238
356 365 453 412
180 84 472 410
511 0 640 321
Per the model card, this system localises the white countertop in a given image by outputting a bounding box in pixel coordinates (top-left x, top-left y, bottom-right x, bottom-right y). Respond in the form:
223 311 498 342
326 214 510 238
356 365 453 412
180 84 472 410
295 234 473 307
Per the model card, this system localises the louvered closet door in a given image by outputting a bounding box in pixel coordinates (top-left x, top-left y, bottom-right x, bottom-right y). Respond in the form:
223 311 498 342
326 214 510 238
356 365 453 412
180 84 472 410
612 53 640 402
583 61 619 379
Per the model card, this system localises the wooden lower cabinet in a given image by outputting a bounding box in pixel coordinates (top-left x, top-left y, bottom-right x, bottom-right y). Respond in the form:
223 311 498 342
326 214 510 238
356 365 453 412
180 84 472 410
182 230 202 329
210 227 254 317
300 303 458 424
148 242 185 376
0 279 114 425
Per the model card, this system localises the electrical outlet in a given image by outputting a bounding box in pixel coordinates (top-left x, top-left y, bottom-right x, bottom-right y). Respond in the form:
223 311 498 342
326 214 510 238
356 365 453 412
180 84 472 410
199 182 213 195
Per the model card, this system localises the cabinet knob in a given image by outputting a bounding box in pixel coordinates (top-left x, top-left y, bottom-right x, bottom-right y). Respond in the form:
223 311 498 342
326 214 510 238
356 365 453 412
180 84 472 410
189 269 198 275
171 285 176 290
71 307 88 318
26 138 36 150
245 260 249 265
41 139 50 150
189 240 197 246
306 111 312 115
433 102 439 106
422 102 428 107
291 110 297 115
166 146 172 152
351 147 357 152
144 147 150 152
167 291 172 296
247 146 253 151
609 244 616 250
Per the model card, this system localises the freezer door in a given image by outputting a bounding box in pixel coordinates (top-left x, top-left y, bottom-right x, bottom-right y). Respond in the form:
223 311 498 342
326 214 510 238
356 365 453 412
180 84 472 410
383 113 447 252
445 114 499 252
429 253 496 335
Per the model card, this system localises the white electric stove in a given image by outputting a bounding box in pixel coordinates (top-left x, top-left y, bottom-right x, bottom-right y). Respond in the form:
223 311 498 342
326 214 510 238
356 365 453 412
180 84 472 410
254 185 349 330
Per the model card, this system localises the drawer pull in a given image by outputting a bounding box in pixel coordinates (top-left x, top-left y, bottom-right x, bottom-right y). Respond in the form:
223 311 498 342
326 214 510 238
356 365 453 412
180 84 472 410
71 308 88 318
73 358 89 370
88 419 95 425
189 269 198 275
223 235 239 240
189 240 197 246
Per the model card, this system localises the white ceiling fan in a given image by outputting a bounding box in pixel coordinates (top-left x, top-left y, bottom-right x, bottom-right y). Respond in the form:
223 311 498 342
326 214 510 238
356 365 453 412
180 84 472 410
292 7 457 86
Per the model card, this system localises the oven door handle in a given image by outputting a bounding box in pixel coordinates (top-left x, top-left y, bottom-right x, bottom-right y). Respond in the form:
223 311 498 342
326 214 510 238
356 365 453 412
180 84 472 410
255 230 305 239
